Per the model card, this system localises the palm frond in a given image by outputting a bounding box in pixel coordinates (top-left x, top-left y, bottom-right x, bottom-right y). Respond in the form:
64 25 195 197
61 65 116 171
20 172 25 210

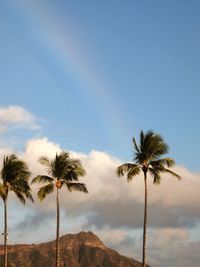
149 168 161 184
3 154 17 166
141 130 154 154
150 164 181 180
160 167 181 180
12 190 26 205
140 130 145 148
63 170 78 181
39 156 51 167
70 159 86 176
38 156 53 175
39 151 86 181
150 158 175 168
10 178 27 188
10 178 30 192
36 151 87 198
63 162 86 181
24 191 34 202
134 130 170 164
149 137 168 160
0 183 7 200
64 182 88 193
52 152 70 178
31 175 54 184
132 137 140 153
37 183 54 201
10 179 34 203
116 163 138 177
57 154 85 179
1 154 31 183
146 132 168 159
127 165 141 182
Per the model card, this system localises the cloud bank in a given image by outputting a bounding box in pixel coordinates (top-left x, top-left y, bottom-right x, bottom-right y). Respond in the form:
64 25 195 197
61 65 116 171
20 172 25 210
0 137 200 267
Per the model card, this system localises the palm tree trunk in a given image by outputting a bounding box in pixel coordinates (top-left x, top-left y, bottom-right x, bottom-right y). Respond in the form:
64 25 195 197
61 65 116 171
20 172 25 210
4 200 8 267
142 172 148 267
55 188 60 267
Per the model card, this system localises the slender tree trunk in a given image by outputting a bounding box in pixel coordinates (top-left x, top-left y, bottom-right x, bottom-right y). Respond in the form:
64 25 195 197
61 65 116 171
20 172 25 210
4 199 8 267
142 172 148 267
55 188 60 267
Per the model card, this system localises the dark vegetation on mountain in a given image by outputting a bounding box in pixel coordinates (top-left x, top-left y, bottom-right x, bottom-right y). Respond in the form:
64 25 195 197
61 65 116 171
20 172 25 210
0 231 148 267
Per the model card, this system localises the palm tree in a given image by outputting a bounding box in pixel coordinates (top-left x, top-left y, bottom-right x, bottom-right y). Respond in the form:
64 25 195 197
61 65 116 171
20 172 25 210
0 154 33 267
32 151 88 267
116 130 181 267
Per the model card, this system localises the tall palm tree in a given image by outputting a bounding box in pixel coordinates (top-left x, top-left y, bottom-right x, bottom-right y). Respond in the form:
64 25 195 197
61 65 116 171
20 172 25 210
32 151 88 267
0 154 33 267
116 130 181 267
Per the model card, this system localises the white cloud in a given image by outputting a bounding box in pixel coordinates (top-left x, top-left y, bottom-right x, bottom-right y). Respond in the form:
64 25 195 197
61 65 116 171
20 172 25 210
7 136 199 231
0 137 200 266
22 137 61 176
147 228 200 267
0 105 39 133
95 229 129 246
149 228 189 249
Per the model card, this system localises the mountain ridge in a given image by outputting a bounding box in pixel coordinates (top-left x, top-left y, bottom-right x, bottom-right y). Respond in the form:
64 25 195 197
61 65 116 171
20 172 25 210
0 231 148 267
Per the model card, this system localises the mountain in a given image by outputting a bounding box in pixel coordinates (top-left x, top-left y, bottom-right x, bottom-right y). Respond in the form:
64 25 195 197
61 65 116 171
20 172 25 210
0 231 147 267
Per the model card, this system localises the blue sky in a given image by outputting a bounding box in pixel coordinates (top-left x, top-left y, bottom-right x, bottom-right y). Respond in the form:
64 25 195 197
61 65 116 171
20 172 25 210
1 0 200 170
0 1 200 266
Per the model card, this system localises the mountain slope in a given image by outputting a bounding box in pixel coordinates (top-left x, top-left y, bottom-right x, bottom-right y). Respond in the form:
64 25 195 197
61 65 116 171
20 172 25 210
0 231 147 267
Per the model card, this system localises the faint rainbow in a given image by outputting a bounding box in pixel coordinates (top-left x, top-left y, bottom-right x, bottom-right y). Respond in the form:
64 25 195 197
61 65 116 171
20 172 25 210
18 1 131 147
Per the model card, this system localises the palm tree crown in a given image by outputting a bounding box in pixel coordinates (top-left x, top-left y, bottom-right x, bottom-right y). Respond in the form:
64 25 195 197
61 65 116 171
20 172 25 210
117 130 181 183
0 154 33 203
32 151 88 198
